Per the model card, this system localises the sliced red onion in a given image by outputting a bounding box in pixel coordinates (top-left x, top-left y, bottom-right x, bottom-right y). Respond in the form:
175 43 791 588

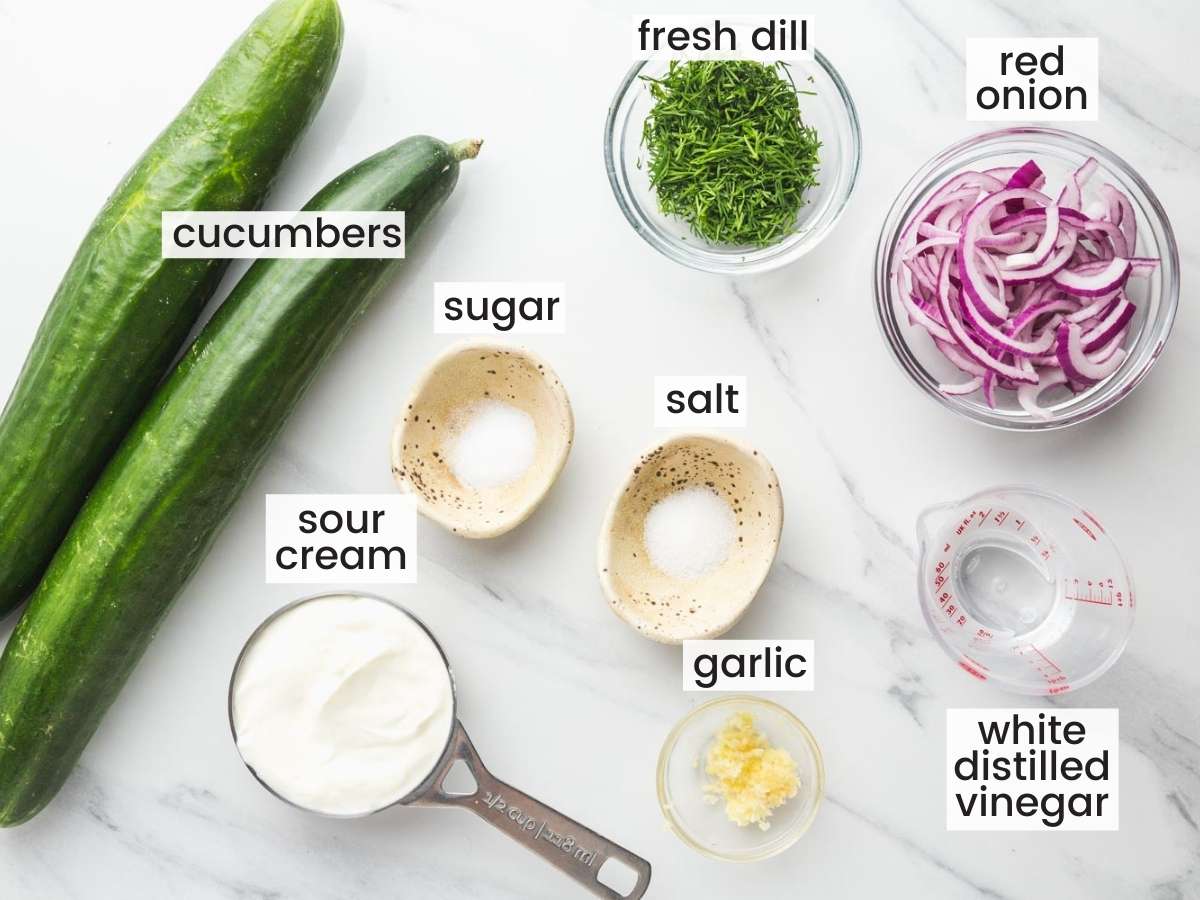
935 250 1037 383
1004 160 1044 214
1051 257 1133 297
896 173 1004 247
958 188 1054 324
1018 368 1069 419
939 376 983 396
981 371 997 408
957 253 1055 357
1009 296 1081 335
1082 219 1129 259
918 222 959 240
1000 233 1078 285
901 287 953 343
934 338 988 376
1066 291 1119 323
1056 322 1127 384
1081 297 1135 352
1004 205 1060 269
893 155 1157 414
905 235 958 261
1093 326 1130 363
1057 157 1098 210
1100 183 1137 252
994 205 1089 233
978 230 1039 252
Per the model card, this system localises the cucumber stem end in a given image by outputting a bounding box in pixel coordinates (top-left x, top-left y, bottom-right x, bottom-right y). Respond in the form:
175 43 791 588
450 138 483 161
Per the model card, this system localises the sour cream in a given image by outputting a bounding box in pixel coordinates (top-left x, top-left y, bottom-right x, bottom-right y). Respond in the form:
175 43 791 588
231 594 454 817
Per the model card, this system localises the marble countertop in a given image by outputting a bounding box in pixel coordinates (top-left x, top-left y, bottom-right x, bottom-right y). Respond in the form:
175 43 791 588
1 0 1197 896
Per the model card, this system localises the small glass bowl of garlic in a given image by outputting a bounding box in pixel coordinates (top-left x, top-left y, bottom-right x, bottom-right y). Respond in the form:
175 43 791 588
656 696 825 862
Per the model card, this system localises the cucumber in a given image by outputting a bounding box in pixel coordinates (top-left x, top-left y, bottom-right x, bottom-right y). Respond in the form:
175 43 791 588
0 0 343 617
0 135 481 826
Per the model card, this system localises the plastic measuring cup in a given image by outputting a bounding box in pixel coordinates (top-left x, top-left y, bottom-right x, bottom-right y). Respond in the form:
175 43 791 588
916 485 1134 695
229 593 651 900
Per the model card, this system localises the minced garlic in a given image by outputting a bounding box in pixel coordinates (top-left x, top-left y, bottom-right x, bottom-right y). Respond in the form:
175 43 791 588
704 711 799 830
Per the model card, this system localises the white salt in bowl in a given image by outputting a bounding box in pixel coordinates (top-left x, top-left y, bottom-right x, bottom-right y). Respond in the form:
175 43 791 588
598 434 783 643
391 342 573 539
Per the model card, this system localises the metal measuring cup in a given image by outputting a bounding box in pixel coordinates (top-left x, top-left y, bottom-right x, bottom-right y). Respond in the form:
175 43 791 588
228 592 652 900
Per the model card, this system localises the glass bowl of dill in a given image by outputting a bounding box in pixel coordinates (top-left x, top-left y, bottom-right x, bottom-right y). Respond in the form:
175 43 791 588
605 49 860 275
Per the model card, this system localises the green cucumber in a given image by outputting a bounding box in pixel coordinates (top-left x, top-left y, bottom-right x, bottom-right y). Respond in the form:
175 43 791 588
0 0 343 617
0 135 481 826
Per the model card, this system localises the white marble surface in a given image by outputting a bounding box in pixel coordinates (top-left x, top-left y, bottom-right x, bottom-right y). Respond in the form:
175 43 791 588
1 0 1198 897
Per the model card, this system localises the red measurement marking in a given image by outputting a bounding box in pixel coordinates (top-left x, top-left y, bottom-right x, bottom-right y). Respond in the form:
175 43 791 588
963 654 990 672
1021 644 1063 678
1031 645 1060 671
958 660 988 681
1072 517 1098 542
994 510 1009 527
1014 517 1026 531
1082 509 1106 534
977 508 992 528
1065 578 1117 606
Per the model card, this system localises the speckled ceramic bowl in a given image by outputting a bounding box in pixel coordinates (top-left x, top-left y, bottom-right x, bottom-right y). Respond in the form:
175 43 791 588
597 434 783 643
391 342 573 539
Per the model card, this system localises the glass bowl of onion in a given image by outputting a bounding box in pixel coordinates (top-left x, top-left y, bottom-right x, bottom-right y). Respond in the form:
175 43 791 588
873 126 1179 431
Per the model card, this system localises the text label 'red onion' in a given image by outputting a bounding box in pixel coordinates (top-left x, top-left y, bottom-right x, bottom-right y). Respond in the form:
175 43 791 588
162 211 406 259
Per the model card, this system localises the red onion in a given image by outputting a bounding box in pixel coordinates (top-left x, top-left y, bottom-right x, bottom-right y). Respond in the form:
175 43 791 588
1051 257 1132 297
892 156 1158 418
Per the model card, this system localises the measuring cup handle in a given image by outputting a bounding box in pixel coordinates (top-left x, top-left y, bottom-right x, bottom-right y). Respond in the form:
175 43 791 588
413 722 652 899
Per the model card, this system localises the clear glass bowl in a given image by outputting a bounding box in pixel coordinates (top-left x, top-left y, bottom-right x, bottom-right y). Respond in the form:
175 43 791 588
656 696 825 862
605 46 861 275
874 127 1180 431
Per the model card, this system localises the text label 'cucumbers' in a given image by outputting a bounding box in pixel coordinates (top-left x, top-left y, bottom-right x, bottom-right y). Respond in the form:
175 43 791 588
163 211 405 258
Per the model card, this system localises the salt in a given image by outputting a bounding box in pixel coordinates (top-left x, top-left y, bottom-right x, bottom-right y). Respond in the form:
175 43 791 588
643 486 735 580
447 400 537 490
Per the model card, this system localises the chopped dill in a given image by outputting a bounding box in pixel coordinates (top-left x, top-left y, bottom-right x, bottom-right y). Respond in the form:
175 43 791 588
640 60 821 247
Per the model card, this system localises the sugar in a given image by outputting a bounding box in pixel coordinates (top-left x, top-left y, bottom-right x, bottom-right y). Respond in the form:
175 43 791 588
643 486 735 580
447 400 537 490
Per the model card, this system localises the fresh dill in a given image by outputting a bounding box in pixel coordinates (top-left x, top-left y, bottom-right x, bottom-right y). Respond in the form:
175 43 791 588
640 60 821 247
